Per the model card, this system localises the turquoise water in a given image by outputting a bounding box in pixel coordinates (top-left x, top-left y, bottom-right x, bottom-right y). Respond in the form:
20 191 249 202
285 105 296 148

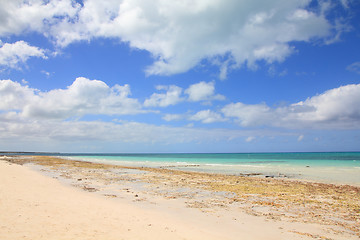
66 152 360 167
63 152 360 185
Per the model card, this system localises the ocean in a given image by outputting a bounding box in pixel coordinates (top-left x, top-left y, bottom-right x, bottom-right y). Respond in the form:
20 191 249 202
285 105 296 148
5 152 360 185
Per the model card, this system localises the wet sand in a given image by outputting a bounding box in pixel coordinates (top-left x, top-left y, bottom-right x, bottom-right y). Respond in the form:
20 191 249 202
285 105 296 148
1 156 359 239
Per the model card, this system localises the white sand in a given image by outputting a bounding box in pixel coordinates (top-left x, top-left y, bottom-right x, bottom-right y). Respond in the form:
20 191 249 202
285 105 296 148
0 160 348 240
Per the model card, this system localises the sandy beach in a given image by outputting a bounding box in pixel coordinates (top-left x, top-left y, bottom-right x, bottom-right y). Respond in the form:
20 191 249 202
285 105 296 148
1 156 359 240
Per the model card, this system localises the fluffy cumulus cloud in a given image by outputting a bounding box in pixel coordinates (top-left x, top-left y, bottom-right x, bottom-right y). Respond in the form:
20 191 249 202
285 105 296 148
222 102 272 127
0 0 345 77
189 110 226 124
222 84 360 129
185 81 225 102
145 81 224 107
144 85 184 107
0 41 47 69
163 110 226 124
0 77 144 119
0 79 37 110
0 0 79 36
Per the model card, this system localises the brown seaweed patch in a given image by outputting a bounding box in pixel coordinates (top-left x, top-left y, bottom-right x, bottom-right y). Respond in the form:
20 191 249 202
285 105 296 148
82 186 99 192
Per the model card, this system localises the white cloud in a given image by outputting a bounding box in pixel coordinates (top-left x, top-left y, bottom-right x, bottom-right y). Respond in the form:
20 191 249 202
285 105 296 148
284 84 360 126
346 62 360 74
0 0 79 36
144 85 184 107
222 102 272 127
162 114 184 122
0 80 37 110
71 0 334 77
41 70 51 77
163 109 227 124
185 81 225 102
0 0 345 77
222 84 360 129
246 136 256 142
145 81 224 107
0 77 144 119
189 110 226 124
0 41 47 69
298 135 304 141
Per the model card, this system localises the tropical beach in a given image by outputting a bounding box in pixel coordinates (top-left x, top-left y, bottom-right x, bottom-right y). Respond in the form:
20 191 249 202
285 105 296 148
1 0 360 239
1 155 359 239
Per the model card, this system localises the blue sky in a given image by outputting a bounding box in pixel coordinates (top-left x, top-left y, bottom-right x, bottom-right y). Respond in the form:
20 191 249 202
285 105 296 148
0 0 360 153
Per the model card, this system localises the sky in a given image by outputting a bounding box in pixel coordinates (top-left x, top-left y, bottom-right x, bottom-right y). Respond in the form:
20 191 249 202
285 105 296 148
0 0 360 153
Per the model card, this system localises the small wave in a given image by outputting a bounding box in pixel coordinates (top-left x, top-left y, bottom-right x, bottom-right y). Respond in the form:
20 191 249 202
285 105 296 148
176 161 190 164
243 161 287 164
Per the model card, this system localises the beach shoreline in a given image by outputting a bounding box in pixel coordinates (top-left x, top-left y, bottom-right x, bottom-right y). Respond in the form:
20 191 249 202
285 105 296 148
1 155 359 239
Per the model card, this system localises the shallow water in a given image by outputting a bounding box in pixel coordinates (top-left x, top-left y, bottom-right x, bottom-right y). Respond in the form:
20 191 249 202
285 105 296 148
59 152 360 186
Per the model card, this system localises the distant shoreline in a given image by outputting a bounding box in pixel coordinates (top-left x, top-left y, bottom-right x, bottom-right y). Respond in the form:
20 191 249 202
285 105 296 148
1 151 360 155
0 151 60 155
